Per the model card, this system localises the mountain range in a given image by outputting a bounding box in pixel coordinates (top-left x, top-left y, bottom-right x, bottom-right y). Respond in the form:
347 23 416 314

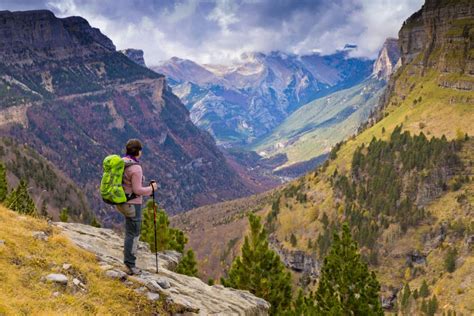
0 10 263 224
172 0 474 313
251 38 400 168
153 50 374 147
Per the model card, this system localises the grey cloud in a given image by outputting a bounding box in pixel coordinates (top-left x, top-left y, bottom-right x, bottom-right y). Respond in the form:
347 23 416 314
1 0 424 65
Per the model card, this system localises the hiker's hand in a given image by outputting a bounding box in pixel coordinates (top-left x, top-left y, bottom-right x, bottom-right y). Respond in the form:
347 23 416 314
151 182 158 191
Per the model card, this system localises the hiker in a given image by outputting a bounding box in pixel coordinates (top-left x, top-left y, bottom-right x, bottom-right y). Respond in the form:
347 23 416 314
118 139 157 275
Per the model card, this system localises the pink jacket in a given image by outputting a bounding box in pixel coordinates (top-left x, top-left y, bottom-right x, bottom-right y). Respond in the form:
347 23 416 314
122 157 153 205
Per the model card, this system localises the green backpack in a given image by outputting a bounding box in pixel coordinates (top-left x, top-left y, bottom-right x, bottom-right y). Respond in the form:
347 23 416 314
100 155 137 205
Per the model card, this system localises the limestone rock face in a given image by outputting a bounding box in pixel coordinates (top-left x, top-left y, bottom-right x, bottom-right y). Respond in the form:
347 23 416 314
372 38 401 81
398 0 474 77
120 49 146 67
0 10 115 64
55 222 270 315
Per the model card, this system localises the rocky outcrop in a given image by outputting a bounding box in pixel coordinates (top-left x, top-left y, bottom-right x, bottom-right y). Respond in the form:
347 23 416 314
372 38 401 81
365 0 474 127
398 0 474 77
269 236 319 286
0 10 115 64
120 48 146 67
55 222 270 315
0 10 254 221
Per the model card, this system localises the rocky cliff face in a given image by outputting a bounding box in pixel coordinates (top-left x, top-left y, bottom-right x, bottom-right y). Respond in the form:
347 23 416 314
372 38 401 80
55 222 270 315
0 10 253 221
399 0 474 88
154 51 373 146
120 48 146 67
0 10 115 63
366 0 473 128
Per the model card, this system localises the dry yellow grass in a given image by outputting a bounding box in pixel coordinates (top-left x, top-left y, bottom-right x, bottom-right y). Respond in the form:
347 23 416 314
0 205 166 315
325 69 474 177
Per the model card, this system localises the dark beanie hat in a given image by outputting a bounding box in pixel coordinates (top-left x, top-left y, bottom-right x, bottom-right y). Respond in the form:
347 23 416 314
125 139 142 156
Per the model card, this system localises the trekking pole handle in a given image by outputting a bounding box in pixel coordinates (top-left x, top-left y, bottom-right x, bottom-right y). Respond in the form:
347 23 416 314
150 180 156 196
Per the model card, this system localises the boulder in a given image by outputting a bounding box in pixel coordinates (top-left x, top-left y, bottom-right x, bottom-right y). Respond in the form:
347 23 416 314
46 273 68 285
55 222 270 315
406 250 427 266
32 231 48 241
105 269 127 281
146 292 160 301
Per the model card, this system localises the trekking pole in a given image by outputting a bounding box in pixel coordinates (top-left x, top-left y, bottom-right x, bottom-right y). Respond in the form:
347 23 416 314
151 181 159 273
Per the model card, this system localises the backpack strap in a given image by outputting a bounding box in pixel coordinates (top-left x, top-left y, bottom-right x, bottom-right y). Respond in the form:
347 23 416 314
122 157 140 201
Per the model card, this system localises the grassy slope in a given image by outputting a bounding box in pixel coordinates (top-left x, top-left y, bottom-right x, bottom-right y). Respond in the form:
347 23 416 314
0 205 165 315
252 78 385 167
269 45 474 313
329 69 473 175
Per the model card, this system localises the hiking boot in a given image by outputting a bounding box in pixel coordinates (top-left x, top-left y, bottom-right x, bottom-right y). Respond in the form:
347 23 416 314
125 265 142 275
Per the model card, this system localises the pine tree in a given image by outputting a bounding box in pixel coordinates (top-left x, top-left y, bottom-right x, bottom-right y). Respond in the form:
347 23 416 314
5 179 36 215
444 247 457 273
140 200 198 277
141 200 187 253
290 233 297 247
59 207 69 222
426 295 438 316
419 280 430 298
176 249 198 277
401 283 411 311
412 289 419 300
221 212 292 314
0 162 7 202
313 223 383 315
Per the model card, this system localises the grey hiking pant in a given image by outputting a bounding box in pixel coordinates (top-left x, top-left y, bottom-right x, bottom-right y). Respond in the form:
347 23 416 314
124 204 142 268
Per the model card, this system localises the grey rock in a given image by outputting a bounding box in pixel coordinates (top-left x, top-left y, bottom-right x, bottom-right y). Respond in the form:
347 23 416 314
62 263 72 270
32 231 48 241
406 250 426 266
72 278 85 288
134 286 147 294
46 273 68 285
466 235 474 246
157 278 171 289
372 38 400 81
269 236 319 280
99 264 114 271
105 269 127 281
120 49 146 67
382 287 399 310
52 291 60 297
55 222 271 315
145 280 162 292
146 292 160 301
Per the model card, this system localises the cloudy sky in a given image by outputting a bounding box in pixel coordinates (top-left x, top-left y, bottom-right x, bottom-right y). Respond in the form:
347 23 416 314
2 0 423 65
